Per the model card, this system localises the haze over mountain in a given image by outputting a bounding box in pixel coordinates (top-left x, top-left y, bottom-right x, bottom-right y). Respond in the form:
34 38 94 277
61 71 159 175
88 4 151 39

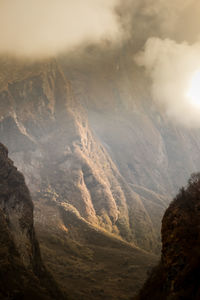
0 59 159 299
0 0 200 299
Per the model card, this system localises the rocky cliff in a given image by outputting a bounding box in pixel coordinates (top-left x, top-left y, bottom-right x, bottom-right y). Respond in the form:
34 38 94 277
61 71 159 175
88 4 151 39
0 58 159 299
61 51 200 197
2 56 200 297
0 59 159 250
135 172 200 300
0 142 63 299
61 51 200 242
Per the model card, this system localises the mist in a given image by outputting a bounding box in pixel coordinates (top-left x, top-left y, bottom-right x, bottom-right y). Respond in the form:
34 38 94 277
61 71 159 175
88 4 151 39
117 0 200 46
134 38 200 127
0 0 119 58
116 0 200 127
1 0 200 127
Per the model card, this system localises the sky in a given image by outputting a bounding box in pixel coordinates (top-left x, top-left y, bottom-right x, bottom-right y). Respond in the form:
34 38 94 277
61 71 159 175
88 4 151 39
1 0 200 126
1 0 199 58
129 0 200 126
0 0 119 57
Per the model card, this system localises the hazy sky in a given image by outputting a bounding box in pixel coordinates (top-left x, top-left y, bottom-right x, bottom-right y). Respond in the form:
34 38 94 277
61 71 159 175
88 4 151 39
117 0 200 44
1 0 199 58
135 38 200 126
129 0 200 127
0 0 119 57
1 0 200 126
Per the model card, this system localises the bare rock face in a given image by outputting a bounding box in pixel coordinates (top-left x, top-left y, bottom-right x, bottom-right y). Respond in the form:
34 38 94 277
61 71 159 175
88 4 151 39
2 56 200 298
0 143 35 268
0 142 63 299
0 59 158 252
136 173 200 300
61 54 200 198
0 59 160 299
1 52 200 298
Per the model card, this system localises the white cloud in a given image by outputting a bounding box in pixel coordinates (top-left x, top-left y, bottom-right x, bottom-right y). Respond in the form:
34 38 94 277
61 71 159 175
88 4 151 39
135 38 200 127
0 0 119 57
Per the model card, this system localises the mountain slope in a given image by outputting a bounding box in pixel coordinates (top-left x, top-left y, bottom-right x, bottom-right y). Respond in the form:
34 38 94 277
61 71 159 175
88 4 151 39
36 197 157 299
2 55 200 297
0 59 158 252
135 173 200 300
0 58 160 298
2 56 200 297
60 50 200 240
0 142 63 299
61 50 200 196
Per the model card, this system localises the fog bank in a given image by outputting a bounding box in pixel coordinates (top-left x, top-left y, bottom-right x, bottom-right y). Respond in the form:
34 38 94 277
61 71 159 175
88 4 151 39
0 0 119 57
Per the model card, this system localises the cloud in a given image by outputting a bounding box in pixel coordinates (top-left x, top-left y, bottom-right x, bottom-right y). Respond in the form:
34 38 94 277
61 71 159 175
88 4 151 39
0 0 119 58
124 0 200 127
2 0 200 128
134 38 200 127
116 0 200 50
1 0 199 58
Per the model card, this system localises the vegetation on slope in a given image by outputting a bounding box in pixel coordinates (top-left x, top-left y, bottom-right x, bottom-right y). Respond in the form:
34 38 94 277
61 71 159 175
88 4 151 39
135 173 200 300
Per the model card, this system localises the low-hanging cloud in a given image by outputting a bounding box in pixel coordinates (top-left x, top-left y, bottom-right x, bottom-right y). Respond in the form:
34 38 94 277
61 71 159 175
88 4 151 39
2 0 200 129
125 0 200 128
117 0 200 49
0 0 119 58
135 38 200 127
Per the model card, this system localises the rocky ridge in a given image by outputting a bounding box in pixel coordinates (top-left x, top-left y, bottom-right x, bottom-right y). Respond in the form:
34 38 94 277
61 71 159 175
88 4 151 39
0 142 63 299
0 59 159 298
136 173 200 300
0 59 158 251
2 56 200 298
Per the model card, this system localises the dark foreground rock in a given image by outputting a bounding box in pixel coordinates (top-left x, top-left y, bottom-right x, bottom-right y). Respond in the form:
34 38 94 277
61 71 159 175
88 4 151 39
135 173 200 300
0 143 64 299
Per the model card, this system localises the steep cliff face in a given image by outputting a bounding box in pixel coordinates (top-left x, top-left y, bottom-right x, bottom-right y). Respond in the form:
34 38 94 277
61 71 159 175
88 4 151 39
0 142 63 299
0 59 158 252
61 53 200 197
0 59 160 298
2 56 200 297
61 51 200 243
136 173 200 300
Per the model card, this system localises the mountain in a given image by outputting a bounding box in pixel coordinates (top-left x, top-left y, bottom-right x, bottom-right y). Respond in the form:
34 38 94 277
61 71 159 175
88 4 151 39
1 54 200 298
0 142 63 299
0 58 158 248
61 49 200 197
0 58 158 299
135 172 200 300
60 49 200 245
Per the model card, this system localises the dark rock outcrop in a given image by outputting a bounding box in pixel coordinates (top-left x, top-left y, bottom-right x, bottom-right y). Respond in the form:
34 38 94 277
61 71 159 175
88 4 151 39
136 173 200 300
0 142 64 299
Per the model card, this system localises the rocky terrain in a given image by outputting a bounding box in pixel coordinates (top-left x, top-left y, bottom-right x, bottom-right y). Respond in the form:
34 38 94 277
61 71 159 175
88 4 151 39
0 58 158 299
0 142 63 299
61 50 200 197
135 172 200 300
1 55 200 298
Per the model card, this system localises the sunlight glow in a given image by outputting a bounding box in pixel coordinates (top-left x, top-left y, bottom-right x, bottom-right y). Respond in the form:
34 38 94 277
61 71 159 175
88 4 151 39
187 71 200 108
